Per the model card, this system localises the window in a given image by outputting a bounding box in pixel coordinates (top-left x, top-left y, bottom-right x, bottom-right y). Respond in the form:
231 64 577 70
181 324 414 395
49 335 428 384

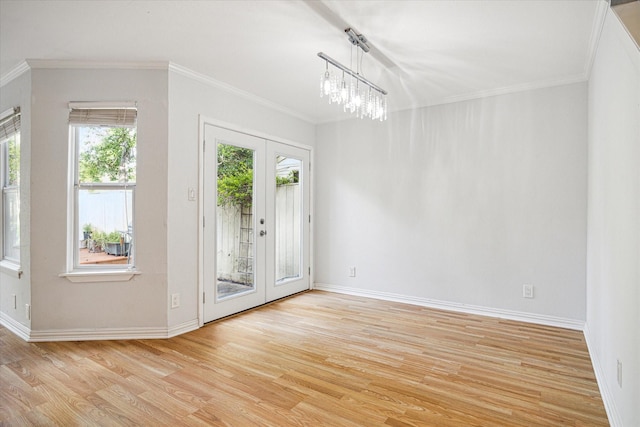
0 107 21 265
69 104 137 271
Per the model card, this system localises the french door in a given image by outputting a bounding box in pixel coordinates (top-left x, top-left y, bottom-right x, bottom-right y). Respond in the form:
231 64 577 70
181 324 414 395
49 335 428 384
203 124 310 322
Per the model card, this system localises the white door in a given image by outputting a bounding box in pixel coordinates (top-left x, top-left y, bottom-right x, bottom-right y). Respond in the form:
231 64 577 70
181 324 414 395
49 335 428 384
265 141 310 302
203 125 310 322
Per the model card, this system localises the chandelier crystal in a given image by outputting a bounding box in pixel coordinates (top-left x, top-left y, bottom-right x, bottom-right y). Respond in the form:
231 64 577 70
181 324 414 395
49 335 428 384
318 28 388 121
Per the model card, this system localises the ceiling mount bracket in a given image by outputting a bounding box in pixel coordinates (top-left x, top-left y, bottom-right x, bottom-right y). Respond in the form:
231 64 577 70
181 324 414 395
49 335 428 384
345 28 370 53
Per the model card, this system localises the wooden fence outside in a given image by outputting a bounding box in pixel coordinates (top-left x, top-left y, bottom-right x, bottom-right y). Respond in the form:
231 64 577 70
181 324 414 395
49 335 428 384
217 184 300 284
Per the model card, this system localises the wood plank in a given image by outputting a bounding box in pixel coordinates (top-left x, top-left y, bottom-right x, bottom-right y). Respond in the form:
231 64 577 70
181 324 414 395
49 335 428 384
0 291 609 426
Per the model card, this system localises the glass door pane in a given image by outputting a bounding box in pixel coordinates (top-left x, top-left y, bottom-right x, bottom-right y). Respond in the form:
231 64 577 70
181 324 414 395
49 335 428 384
216 143 256 300
274 156 302 284
265 141 310 302
202 125 309 323
204 124 266 323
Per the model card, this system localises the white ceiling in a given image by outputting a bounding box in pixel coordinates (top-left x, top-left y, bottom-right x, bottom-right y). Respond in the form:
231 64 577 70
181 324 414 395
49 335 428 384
0 0 606 123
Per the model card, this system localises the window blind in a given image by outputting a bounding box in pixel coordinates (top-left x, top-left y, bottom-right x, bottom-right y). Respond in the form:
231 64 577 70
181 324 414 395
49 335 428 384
0 107 21 140
69 107 137 127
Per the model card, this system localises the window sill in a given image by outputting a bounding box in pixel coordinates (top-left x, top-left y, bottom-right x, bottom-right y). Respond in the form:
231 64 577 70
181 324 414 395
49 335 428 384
60 269 141 283
0 260 23 278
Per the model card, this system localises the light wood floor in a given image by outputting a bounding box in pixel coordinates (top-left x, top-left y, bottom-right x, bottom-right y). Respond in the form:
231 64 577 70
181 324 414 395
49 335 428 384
1 291 608 426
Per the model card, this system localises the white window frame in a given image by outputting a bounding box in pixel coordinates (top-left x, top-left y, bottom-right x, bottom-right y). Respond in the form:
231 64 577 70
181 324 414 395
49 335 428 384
61 102 140 283
0 107 22 278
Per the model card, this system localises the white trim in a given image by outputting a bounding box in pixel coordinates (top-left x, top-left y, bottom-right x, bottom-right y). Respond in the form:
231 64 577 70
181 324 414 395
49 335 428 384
309 149 315 292
0 260 22 278
317 73 590 124
197 116 314 326
0 311 30 341
198 116 313 152
0 61 30 88
167 319 200 338
28 324 184 342
314 283 585 331
437 74 588 107
68 101 137 110
169 63 316 124
584 323 622 427
59 270 141 283
66 128 76 273
3 59 599 124
1 60 167 88
1 315 198 343
25 59 170 71
3 60 314 124
197 116 205 327
585 0 610 79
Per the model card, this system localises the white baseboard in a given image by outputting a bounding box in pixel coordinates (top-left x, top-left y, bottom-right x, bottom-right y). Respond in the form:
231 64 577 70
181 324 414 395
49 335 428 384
168 319 200 338
0 311 31 341
314 283 616 425
26 318 200 342
584 323 622 427
313 283 585 331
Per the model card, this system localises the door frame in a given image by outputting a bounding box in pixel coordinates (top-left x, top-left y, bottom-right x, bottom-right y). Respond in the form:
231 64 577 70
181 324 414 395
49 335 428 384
197 116 314 327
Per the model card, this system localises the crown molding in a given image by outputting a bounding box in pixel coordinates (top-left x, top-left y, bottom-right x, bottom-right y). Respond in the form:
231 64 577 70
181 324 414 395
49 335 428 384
436 73 589 107
585 0 611 79
0 61 30 88
1 60 314 124
1 60 171 88
25 59 170 70
168 62 316 124
317 73 589 124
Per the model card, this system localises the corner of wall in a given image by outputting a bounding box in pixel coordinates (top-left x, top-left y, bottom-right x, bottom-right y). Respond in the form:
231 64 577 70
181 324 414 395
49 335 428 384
583 322 623 426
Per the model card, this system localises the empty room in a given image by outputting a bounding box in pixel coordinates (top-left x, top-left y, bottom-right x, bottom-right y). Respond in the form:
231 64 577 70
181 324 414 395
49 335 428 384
1 0 638 425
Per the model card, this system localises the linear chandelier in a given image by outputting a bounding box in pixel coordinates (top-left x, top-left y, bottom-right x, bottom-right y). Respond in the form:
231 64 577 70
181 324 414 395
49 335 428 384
318 28 388 121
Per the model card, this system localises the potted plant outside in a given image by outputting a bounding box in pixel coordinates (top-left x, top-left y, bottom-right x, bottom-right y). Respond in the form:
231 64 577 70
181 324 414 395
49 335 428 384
90 230 107 253
104 231 130 256
82 223 93 241
80 223 94 249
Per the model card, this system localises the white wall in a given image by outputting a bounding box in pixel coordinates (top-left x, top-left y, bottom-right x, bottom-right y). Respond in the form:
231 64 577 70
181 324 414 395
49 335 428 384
0 63 315 338
586 9 640 426
315 82 588 322
166 68 315 328
29 67 169 332
0 71 31 333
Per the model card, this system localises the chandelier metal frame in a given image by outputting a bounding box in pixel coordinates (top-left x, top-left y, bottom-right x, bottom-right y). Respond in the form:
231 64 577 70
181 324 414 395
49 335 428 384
318 28 388 121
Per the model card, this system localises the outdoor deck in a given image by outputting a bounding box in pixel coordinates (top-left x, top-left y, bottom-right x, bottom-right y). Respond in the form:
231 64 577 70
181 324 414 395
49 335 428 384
217 280 253 299
78 248 128 265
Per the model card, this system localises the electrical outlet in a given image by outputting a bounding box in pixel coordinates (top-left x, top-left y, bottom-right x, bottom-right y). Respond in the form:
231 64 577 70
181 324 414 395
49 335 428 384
523 284 534 298
349 266 356 277
617 359 622 387
188 187 196 201
171 293 180 309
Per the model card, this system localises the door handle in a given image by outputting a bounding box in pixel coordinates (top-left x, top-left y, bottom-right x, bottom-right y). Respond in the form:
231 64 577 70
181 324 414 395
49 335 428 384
260 230 267 237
